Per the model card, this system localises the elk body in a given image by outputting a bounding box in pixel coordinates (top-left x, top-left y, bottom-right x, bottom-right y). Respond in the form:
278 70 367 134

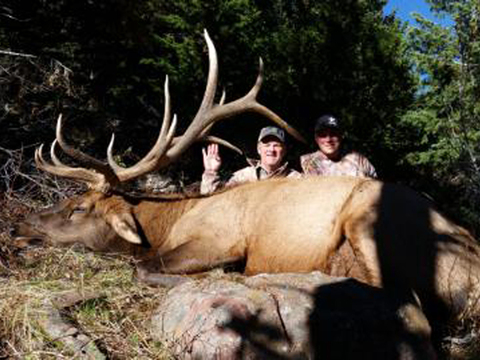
14 176 480 322
12 31 480 326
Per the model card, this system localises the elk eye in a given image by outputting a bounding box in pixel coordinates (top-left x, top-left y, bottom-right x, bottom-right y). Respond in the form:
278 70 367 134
70 207 87 217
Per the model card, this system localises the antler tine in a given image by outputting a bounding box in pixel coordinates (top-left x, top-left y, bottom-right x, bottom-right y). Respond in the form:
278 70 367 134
106 134 124 173
54 114 116 172
205 56 307 144
247 57 264 99
107 114 177 182
196 29 219 118
171 86 225 147
156 29 220 165
199 123 214 138
219 89 226 106
203 135 243 155
49 140 64 167
35 143 108 190
247 58 306 143
106 75 177 182
49 139 90 170
137 75 173 165
159 75 172 140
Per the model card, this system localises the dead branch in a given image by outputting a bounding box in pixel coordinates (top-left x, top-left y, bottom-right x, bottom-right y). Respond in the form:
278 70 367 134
0 49 36 58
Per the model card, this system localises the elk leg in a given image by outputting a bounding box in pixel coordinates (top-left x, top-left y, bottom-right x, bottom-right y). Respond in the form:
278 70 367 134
345 231 383 287
135 240 243 287
135 264 193 288
160 240 242 274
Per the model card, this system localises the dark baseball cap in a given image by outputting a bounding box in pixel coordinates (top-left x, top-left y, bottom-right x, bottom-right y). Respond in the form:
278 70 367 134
314 114 341 133
257 126 286 143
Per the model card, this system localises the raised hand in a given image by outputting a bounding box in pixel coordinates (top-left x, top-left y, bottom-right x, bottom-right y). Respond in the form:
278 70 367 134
202 143 222 172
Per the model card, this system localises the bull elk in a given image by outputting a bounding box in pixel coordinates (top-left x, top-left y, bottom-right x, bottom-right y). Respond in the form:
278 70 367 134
12 31 480 329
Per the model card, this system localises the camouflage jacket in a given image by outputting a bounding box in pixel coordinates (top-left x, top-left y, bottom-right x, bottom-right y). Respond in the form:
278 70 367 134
201 160 301 195
300 149 377 178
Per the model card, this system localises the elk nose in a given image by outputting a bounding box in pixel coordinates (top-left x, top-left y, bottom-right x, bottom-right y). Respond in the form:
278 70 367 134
9 225 18 237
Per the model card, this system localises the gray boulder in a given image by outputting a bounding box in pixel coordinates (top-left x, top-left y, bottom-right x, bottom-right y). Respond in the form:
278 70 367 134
150 272 437 359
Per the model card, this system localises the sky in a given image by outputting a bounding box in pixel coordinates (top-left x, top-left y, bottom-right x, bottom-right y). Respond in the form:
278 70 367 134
384 0 454 27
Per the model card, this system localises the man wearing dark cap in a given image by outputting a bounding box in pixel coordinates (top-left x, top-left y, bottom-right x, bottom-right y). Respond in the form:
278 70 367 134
300 114 377 178
201 126 301 194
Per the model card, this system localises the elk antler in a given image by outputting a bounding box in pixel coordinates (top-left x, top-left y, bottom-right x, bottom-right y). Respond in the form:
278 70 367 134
35 30 305 192
35 116 119 193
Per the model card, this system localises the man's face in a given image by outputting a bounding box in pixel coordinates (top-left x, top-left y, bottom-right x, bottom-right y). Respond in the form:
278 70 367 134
257 137 286 170
315 128 342 160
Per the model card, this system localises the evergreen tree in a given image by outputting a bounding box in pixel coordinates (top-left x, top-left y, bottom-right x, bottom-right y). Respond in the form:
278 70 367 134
401 0 480 228
1 0 415 183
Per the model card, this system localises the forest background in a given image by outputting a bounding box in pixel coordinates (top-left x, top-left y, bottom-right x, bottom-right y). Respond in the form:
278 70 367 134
1 0 480 233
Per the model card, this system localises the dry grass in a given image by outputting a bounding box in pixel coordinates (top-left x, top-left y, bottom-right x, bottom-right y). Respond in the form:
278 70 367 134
0 211 171 359
0 149 172 359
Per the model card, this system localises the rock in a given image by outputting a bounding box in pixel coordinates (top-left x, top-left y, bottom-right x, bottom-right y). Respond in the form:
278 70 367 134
150 272 436 359
36 290 106 359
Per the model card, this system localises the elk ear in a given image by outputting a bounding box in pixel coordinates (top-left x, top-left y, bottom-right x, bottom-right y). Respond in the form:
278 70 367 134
108 213 142 244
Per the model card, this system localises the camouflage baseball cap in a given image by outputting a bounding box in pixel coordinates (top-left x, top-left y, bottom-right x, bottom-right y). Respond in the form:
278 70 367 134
257 126 286 143
314 114 341 133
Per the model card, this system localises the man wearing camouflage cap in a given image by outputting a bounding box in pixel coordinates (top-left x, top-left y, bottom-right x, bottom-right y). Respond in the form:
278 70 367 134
300 114 377 178
201 126 301 194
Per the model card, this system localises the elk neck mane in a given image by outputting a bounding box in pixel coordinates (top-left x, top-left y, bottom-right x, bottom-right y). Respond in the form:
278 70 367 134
114 189 204 203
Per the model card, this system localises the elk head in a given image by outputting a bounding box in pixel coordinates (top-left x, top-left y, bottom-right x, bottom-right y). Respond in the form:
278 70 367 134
12 30 304 251
12 191 141 252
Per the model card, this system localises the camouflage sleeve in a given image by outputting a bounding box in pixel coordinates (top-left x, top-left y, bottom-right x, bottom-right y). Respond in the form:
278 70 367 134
300 153 318 176
300 154 311 174
224 168 252 188
360 155 377 178
200 171 223 195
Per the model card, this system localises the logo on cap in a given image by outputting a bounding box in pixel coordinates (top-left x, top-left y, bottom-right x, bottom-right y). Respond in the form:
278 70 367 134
315 114 341 133
258 126 286 143
326 116 336 126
